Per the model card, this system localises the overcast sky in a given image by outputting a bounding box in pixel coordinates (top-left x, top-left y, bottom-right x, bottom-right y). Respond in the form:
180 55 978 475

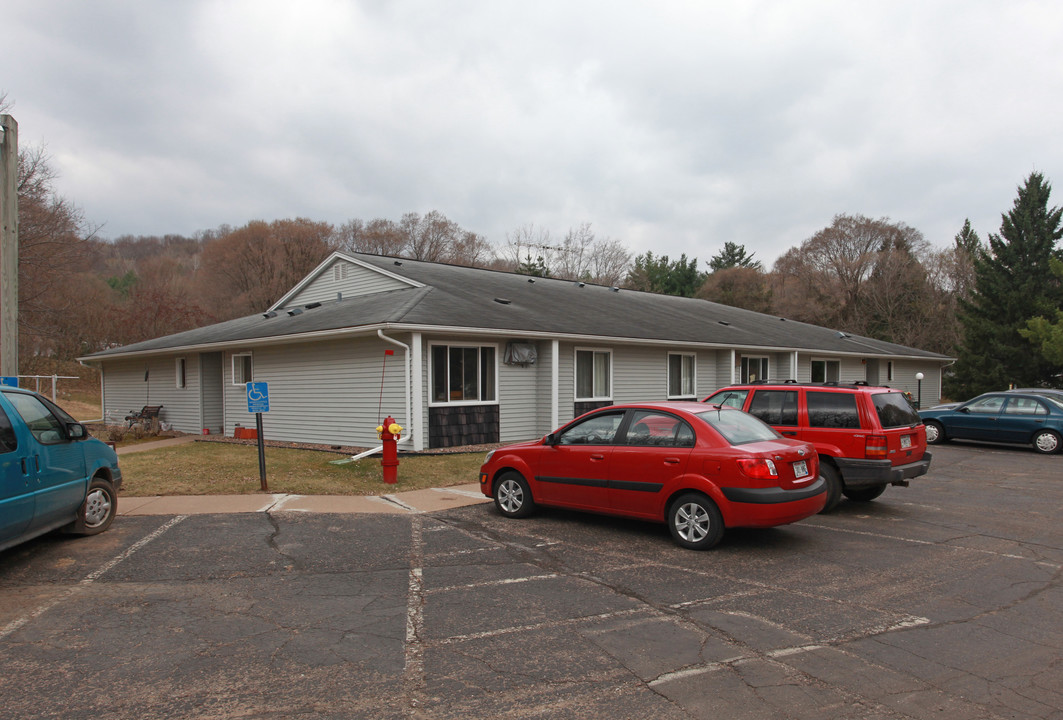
4 1 1062 267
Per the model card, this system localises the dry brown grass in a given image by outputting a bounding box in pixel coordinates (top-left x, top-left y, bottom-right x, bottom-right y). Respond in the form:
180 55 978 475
117 441 487 496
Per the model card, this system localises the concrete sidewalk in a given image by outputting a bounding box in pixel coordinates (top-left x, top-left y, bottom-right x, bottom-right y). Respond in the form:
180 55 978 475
118 483 491 516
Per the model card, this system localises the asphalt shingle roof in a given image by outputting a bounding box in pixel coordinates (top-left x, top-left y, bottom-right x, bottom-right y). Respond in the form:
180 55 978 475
82 252 950 361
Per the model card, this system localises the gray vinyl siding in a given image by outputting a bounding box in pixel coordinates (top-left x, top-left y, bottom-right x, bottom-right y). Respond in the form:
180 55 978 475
557 342 575 425
287 259 412 306
696 349 721 396
498 343 539 443
770 353 791 381
715 352 734 389
613 346 665 404
887 360 942 407
100 356 201 431
199 352 223 434
222 338 407 447
535 341 555 433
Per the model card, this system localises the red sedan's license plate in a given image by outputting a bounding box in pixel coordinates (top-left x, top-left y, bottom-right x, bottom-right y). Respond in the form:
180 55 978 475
901 434 912 449
792 460 809 479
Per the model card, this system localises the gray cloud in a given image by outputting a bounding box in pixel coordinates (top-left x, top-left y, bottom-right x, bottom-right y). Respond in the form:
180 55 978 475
4 0 1061 267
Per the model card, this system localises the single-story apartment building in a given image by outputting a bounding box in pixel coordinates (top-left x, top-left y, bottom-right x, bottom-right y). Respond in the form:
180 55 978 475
79 251 953 451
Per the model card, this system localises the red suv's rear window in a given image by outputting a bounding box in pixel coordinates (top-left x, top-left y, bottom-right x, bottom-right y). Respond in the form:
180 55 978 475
872 392 922 428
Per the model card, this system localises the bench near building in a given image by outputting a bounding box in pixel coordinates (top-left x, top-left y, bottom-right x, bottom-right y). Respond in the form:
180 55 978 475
79 252 953 452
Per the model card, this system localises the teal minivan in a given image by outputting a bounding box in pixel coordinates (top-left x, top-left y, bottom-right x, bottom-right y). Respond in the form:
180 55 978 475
0 387 122 553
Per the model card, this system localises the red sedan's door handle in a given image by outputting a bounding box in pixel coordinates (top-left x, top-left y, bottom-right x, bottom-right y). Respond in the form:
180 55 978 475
664 458 681 464
590 454 605 461
782 431 797 436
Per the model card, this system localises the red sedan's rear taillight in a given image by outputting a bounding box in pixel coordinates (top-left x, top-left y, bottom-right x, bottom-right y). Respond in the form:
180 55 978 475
737 458 779 480
865 435 888 459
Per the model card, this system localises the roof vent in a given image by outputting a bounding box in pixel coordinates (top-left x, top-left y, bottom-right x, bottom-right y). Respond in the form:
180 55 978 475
494 298 512 305
610 286 620 292
717 320 730 326
287 308 303 316
394 261 403 266
304 302 322 309
527 278 535 283
837 331 849 339
577 282 585 288
263 311 278 319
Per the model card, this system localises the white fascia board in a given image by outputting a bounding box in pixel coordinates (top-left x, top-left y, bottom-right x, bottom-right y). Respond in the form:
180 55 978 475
79 321 952 364
372 324 951 361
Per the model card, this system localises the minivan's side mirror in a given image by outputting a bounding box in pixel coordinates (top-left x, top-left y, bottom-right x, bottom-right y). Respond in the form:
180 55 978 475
66 423 87 440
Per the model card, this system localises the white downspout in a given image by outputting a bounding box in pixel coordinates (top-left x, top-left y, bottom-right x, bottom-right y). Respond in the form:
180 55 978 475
551 339 559 430
377 329 413 448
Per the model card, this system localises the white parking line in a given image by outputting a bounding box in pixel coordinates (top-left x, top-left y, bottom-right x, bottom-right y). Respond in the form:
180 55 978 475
0 515 187 640
801 522 1062 569
404 515 427 704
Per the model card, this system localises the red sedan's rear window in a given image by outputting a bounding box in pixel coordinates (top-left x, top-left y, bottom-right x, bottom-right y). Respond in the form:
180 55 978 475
696 407 780 445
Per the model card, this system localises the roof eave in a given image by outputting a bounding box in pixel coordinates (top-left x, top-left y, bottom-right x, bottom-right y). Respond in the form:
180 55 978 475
79 321 953 363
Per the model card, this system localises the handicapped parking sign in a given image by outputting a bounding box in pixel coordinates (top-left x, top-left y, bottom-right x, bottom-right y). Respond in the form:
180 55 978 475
246 382 270 413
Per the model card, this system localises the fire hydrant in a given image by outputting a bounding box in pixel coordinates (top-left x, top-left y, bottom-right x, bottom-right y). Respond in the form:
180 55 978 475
376 416 403 484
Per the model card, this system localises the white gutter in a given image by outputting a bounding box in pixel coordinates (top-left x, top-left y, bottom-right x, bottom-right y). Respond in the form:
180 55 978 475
79 320 953 365
377 329 413 448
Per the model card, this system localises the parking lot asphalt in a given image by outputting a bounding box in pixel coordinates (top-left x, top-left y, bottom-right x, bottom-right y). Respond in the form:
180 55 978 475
1 443 1061 720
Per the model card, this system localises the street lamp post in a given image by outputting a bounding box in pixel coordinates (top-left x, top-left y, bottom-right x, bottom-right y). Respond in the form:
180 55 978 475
915 372 924 409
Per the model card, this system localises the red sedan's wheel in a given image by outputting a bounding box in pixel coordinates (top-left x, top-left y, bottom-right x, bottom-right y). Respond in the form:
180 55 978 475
667 493 724 550
493 472 536 518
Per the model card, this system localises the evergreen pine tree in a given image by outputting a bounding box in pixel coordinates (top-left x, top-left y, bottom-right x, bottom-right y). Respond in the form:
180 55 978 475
947 173 1063 397
708 242 762 272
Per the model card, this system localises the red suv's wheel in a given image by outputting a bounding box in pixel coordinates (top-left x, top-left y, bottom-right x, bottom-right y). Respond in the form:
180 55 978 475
819 464 843 512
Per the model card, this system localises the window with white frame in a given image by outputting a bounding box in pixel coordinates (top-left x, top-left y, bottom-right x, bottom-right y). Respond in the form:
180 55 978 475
741 356 769 383
176 358 187 389
668 353 696 398
232 353 253 385
811 359 840 383
430 344 497 403
575 349 611 400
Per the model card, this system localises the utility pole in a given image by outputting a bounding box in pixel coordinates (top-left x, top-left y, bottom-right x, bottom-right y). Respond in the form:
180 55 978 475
0 114 18 378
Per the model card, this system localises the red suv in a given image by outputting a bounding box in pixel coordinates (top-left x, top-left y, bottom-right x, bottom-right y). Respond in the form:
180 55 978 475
703 382 931 511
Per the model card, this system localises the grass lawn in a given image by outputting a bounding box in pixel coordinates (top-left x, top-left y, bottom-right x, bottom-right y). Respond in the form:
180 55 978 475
117 441 488 496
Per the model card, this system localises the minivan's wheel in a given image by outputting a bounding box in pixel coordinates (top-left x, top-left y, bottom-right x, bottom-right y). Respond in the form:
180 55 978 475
1032 430 1061 455
819 463 843 513
75 478 117 535
493 472 536 518
667 493 724 550
924 421 945 445
843 485 887 502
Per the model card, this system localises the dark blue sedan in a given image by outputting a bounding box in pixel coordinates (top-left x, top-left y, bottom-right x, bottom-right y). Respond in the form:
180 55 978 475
919 391 1063 454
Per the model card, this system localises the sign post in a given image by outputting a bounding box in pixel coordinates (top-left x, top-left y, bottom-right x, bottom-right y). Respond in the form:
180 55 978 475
246 382 270 491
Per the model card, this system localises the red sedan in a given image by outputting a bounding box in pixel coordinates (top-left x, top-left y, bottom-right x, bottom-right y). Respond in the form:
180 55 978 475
479 401 826 550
